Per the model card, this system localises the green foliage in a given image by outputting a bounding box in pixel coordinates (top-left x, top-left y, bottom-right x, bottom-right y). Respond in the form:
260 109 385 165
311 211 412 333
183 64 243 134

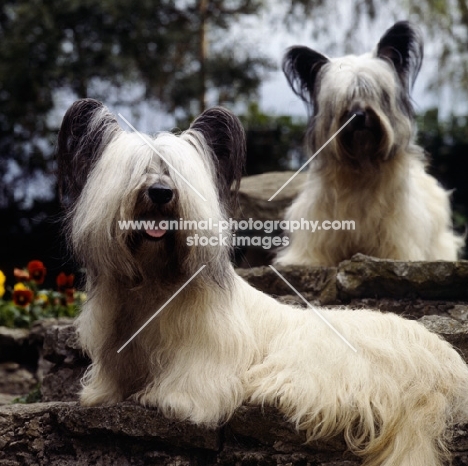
0 0 272 208
12 385 42 404
0 291 82 329
0 263 83 328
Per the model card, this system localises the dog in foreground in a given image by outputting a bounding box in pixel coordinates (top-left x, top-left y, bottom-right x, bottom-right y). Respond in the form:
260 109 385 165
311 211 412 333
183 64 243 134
57 98 468 466
275 21 463 266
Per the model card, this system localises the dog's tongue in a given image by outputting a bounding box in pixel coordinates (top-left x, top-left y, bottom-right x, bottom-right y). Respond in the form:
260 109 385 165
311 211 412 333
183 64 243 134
145 226 167 238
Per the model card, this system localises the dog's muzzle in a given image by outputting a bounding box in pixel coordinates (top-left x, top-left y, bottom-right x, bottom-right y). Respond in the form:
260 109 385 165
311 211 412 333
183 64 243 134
344 105 379 133
148 183 173 205
348 109 366 130
143 183 174 239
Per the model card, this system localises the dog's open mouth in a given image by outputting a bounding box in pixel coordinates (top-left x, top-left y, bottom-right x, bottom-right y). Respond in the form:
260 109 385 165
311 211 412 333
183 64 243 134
135 214 173 241
145 224 167 239
145 221 167 238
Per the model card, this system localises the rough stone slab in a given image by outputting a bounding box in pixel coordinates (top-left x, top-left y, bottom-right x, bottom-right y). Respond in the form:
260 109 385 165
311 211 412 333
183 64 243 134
0 402 361 466
449 305 468 321
0 393 16 405
29 318 75 346
237 264 337 304
229 405 308 449
41 367 83 402
0 362 36 396
0 401 220 465
217 448 360 466
40 324 89 402
349 298 467 320
237 171 306 222
42 323 84 366
419 316 468 362
0 327 29 347
29 318 76 385
55 402 220 450
337 254 468 300
2 402 468 466
229 406 349 455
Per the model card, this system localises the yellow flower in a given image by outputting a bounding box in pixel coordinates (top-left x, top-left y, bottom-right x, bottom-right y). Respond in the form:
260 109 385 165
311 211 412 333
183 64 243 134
14 282 28 291
36 293 49 305
0 270 4 297
75 291 87 303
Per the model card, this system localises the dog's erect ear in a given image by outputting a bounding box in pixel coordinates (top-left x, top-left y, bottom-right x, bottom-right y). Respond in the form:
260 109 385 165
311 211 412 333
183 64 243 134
189 107 246 211
376 21 423 91
56 98 120 208
282 46 330 105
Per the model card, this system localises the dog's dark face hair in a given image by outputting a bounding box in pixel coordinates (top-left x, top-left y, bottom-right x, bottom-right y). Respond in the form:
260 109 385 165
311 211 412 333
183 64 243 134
57 100 245 214
282 21 423 168
56 99 245 285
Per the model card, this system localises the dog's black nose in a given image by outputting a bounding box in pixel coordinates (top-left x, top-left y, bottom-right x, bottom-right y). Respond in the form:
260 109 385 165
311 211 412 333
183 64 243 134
148 184 173 204
349 110 366 128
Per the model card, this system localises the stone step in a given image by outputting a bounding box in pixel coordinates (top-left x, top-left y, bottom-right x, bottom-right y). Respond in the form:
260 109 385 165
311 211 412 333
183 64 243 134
1 401 467 465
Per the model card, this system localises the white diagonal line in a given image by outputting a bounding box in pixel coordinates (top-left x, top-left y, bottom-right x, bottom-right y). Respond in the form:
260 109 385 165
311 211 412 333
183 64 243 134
118 113 208 202
268 265 357 352
117 265 206 353
268 114 356 201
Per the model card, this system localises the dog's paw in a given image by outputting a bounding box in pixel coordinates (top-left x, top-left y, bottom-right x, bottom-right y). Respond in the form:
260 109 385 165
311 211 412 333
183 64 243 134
134 389 221 427
135 390 196 418
80 385 124 406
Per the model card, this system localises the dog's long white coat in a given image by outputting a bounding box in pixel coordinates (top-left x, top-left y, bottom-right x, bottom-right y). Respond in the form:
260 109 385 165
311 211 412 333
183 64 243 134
79 270 468 466
58 98 468 466
276 40 463 266
277 153 463 266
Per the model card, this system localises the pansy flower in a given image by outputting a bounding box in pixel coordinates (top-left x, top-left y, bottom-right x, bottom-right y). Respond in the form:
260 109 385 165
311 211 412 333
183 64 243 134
56 272 75 291
12 283 34 307
27 260 47 285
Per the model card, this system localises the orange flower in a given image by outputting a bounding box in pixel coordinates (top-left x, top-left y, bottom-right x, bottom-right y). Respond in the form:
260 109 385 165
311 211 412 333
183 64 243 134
14 268 30 281
13 283 33 307
27 260 47 285
56 272 74 291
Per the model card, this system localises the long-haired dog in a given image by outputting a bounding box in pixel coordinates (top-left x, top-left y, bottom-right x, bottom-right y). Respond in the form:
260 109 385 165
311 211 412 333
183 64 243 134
58 98 468 466
275 21 463 266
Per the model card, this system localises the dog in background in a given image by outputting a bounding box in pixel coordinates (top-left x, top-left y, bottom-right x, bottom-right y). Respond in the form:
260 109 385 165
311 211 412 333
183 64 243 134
58 98 468 466
275 21 463 266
